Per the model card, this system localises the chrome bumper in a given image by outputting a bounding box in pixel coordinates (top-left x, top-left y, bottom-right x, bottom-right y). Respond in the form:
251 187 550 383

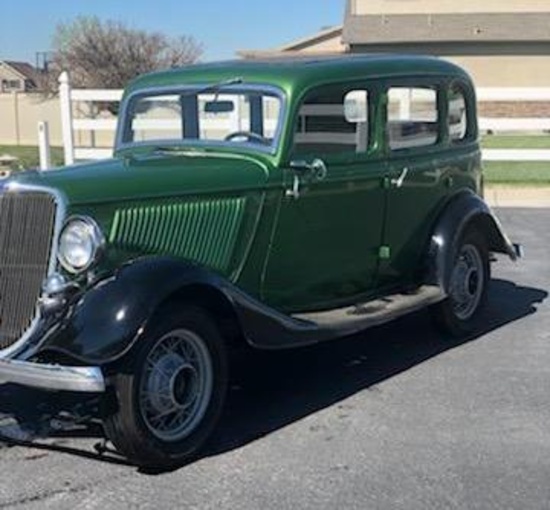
0 358 105 393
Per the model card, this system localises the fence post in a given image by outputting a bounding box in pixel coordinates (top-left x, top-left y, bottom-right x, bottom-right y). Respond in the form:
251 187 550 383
59 71 75 165
37 121 51 170
12 91 21 145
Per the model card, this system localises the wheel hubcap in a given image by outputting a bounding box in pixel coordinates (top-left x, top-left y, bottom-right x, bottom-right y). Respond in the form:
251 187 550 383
449 244 484 320
139 329 213 442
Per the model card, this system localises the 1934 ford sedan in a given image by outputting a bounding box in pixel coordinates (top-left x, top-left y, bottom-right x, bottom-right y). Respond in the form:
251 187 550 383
0 55 520 467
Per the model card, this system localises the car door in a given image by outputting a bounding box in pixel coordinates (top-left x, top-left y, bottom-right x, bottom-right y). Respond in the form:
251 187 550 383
262 82 387 312
378 80 450 287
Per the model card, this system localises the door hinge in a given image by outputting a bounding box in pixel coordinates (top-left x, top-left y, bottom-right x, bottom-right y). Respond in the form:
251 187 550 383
378 245 391 260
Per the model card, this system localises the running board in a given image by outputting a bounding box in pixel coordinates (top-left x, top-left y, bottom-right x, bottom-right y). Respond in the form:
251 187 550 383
292 285 445 336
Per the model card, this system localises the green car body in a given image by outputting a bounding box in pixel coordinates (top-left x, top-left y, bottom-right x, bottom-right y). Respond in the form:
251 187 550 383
0 55 519 467
9 56 489 308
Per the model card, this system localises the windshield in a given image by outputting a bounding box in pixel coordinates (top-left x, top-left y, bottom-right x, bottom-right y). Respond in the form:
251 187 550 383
119 85 284 153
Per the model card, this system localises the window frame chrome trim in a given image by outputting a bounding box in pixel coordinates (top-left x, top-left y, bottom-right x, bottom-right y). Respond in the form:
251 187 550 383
114 83 288 156
0 181 67 360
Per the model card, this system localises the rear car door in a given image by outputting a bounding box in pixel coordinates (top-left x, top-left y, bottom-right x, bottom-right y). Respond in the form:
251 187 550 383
380 78 462 286
379 79 449 287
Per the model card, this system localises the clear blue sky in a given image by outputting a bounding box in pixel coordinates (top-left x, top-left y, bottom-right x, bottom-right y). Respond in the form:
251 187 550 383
0 0 345 64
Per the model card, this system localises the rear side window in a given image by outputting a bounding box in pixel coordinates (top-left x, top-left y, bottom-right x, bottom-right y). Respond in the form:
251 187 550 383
387 87 438 150
449 85 468 142
293 84 369 156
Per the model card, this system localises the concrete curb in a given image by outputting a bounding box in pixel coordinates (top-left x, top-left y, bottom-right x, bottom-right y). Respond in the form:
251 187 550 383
485 186 550 208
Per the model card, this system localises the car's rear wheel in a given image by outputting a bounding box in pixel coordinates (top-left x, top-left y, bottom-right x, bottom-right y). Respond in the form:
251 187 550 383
103 306 228 469
431 228 490 337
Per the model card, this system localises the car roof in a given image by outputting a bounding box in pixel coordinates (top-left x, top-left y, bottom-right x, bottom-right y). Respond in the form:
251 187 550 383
125 54 472 97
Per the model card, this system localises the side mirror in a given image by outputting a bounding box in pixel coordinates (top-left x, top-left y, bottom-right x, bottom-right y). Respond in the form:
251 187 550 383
344 90 368 123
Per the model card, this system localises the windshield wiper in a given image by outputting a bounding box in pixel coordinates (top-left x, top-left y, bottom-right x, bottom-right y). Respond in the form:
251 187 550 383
191 77 243 97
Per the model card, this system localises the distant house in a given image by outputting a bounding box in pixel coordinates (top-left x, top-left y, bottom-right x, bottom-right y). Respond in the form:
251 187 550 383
0 61 39 93
238 26 346 59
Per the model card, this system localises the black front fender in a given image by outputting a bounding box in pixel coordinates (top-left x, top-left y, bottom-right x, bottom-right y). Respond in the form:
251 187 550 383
34 257 325 364
35 258 233 364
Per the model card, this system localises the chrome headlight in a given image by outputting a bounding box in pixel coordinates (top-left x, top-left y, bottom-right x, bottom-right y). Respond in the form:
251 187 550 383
58 216 104 273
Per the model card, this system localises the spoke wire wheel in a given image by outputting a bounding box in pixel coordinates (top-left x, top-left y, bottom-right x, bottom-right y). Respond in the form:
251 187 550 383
449 243 484 321
139 329 214 442
103 306 228 468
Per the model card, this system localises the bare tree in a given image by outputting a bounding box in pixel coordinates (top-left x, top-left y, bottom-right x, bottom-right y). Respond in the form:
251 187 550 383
40 17 203 94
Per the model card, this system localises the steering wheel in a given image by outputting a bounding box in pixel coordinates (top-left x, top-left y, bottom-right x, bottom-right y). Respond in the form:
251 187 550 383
224 131 269 145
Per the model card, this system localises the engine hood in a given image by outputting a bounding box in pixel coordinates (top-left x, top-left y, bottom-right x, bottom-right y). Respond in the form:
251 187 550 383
7 150 271 206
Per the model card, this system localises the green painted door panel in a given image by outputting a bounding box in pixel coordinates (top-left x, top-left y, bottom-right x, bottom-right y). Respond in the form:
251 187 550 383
381 144 480 287
380 150 449 285
262 159 386 312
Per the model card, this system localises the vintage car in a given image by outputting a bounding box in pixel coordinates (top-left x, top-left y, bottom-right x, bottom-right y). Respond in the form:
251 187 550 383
0 55 520 467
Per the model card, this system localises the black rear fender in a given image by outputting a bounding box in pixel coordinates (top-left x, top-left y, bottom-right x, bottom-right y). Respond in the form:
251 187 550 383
427 191 518 293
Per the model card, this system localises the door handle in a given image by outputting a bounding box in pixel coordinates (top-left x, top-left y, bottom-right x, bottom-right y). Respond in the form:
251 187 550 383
286 158 328 199
290 158 327 181
391 167 409 188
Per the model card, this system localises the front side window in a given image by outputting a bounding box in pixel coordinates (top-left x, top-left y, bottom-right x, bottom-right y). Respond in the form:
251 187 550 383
387 87 438 150
121 87 283 152
293 84 370 156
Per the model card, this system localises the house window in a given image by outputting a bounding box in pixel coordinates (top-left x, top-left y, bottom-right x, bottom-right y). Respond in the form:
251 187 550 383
2 79 20 91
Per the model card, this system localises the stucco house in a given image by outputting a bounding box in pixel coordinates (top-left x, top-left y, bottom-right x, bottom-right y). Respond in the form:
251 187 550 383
241 0 550 90
0 61 39 93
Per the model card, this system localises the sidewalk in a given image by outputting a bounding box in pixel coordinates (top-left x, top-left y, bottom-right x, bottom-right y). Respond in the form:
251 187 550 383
485 185 550 208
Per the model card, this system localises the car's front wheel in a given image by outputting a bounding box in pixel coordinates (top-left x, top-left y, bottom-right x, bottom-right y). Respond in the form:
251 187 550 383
431 228 490 337
103 306 228 469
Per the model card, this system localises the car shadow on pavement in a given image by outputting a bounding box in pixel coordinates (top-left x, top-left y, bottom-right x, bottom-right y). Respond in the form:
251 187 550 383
0 278 546 472
206 279 547 456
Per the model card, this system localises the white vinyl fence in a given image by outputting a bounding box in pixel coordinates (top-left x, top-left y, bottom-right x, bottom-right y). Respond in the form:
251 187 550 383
59 72 122 164
477 88 550 162
57 72 550 165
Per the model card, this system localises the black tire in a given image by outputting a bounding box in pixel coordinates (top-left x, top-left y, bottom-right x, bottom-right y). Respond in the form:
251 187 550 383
103 306 228 469
431 228 490 337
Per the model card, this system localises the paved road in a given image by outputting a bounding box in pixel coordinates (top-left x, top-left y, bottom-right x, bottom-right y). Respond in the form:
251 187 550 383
0 208 549 510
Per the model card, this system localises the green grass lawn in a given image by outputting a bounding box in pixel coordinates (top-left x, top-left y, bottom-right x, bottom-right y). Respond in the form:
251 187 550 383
483 161 550 185
481 135 550 184
482 135 550 149
0 145 64 171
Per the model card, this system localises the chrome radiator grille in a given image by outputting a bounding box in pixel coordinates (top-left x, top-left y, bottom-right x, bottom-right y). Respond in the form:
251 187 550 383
0 191 57 350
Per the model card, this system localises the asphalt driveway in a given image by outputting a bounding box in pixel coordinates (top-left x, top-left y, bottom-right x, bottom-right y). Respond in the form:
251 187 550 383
0 207 549 510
